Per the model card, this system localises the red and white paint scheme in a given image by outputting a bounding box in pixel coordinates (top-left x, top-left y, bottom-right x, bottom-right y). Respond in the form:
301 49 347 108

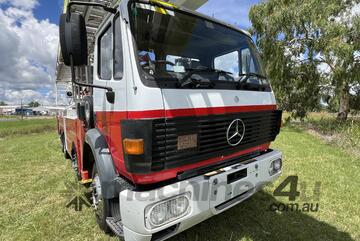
56 0 283 240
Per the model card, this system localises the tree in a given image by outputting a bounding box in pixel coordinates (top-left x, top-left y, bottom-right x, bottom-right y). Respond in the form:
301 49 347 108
249 0 359 120
0 101 7 106
350 84 360 114
28 101 41 108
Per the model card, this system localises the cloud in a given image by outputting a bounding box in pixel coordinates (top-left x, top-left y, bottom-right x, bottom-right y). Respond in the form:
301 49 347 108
198 0 261 29
0 3 59 105
4 89 43 102
0 0 38 10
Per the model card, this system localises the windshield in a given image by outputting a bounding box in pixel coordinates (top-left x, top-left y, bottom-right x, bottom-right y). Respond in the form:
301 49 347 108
129 2 270 91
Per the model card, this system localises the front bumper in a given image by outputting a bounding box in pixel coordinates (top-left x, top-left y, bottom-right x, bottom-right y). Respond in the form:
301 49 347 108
120 149 282 241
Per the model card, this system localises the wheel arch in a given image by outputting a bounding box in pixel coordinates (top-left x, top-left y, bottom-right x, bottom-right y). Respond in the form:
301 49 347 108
84 129 119 199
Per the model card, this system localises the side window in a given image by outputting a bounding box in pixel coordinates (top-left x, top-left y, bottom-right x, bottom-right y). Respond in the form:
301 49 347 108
214 51 239 77
240 48 265 85
114 16 123 79
99 25 113 80
240 48 256 74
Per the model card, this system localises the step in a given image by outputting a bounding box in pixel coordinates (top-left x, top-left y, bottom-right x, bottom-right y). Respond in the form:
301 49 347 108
106 217 124 238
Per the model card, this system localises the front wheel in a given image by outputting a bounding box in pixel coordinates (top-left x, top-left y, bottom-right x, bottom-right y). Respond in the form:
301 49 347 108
91 164 113 233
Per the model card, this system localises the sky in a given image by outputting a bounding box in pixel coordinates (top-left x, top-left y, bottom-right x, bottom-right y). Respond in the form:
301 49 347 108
0 0 261 105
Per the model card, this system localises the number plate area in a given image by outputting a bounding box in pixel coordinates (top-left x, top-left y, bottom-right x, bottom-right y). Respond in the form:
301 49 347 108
177 134 198 150
208 163 258 212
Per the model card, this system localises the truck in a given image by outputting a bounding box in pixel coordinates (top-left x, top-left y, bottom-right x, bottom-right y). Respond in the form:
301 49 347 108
56 0 283 240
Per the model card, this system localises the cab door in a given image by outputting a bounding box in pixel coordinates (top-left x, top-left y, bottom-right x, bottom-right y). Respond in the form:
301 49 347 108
107 13 127 171
93 17 113 136
93 13 127 171
107 13 126 114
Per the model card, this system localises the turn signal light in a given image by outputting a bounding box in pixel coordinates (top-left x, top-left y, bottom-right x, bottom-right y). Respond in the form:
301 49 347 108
123 139 144 155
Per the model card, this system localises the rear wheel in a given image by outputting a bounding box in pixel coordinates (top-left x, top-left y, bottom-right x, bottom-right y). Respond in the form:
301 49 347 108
61 134 71 159
71 148 81 180
60 134 65 153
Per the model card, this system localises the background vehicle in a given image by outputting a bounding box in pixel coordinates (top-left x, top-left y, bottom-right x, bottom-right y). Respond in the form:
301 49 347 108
56 0 283 240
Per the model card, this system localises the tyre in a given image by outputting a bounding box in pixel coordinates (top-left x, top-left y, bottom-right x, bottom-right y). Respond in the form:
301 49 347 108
83 96 94 129
71 148 81 181
64 148 71 160
62 134 71 160
60 134 65 153
91 164 112 233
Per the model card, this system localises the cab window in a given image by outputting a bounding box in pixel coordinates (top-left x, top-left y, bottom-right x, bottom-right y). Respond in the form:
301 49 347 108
98 25 113 80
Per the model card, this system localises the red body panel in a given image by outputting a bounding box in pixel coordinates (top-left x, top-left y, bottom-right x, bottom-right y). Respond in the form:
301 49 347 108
61 105 276 184
62 116 86 179
95 104 277 185
130 143 270 184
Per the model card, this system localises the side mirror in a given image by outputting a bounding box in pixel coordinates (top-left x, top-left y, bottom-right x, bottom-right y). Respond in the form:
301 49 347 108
59 13 88 66
106 91 115 104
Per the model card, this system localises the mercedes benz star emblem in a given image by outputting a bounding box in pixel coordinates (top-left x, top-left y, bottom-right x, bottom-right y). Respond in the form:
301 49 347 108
226 119 246 146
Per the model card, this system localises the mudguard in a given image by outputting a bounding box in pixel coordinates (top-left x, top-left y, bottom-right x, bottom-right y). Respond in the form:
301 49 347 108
85 129 119 199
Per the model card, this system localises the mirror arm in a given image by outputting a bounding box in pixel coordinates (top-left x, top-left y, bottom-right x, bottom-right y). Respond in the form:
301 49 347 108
70 56 113 92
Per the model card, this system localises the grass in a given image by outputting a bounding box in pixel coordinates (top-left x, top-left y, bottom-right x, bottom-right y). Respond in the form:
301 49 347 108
285 112 360 157
309 118 360 156
0 115 17 119
0 122 359 241
0 118 56 138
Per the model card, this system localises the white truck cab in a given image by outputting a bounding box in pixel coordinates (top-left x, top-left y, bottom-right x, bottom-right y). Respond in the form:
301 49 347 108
56 0 283 240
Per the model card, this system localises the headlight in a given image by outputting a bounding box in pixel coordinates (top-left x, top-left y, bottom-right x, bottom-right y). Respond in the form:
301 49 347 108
145 193 191 229
269 158 282 176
